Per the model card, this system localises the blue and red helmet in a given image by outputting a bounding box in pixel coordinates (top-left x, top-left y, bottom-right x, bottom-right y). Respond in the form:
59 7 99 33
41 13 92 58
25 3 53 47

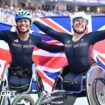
15 11 32 23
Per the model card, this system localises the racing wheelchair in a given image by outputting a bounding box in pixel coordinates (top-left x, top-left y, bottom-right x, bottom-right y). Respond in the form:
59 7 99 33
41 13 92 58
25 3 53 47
0 63 44 105
1 63 105 105
34 65 105 105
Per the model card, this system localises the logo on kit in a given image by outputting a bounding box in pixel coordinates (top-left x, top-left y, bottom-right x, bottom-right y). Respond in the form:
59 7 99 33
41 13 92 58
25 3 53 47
14 39 18 43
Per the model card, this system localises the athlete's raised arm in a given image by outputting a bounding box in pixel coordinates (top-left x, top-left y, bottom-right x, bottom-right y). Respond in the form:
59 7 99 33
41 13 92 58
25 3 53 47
33 20 71 44
34 35 64 53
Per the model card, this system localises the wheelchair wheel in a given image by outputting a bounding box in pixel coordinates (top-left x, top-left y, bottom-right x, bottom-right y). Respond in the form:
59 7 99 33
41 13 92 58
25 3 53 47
86 66 105 105
12 94 35 105
92 78 105 105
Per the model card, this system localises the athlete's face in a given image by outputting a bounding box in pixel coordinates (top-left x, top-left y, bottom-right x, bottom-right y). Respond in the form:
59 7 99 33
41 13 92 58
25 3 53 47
73 18 86 34
16 19 31 33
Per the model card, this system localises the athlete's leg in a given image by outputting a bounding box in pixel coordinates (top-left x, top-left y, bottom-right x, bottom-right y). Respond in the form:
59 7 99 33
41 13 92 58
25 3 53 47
63 72 86 91
62 72 86 105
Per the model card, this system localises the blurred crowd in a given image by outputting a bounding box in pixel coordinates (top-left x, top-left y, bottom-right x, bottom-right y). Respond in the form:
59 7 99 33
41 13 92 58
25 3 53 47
0 2 105 26
0 4 72 25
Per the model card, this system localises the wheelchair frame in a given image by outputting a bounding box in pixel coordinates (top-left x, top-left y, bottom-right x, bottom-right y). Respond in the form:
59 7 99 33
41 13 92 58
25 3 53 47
35 65 105 105
0 64 44 105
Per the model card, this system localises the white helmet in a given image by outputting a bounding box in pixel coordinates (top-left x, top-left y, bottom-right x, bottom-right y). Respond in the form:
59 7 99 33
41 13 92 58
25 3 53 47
72 11 88 25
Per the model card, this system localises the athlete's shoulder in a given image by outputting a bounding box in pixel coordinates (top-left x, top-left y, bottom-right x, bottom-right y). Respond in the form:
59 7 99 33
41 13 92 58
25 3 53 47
30 33 42 41
64 33 72 40
84 31 96 38
30 33 40 38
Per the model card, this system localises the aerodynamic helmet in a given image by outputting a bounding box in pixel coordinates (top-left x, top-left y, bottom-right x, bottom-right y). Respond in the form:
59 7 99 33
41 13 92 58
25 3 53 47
15 11 32 23
72 11 88 26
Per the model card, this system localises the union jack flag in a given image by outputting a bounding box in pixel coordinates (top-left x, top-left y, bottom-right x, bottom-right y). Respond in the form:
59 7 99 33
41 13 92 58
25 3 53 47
32 17 70 91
